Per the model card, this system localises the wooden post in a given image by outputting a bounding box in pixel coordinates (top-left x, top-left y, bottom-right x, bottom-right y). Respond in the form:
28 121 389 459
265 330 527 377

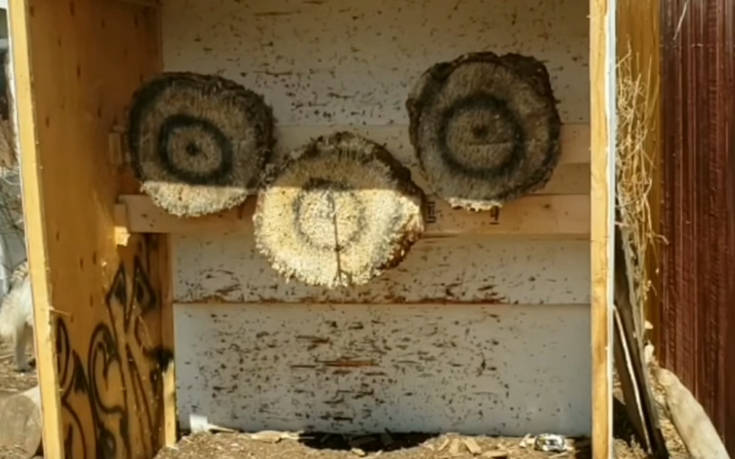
590 0 615 457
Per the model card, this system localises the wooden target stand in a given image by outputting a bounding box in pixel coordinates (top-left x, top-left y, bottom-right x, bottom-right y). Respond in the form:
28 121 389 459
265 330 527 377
9 0 617 458
111 124 592 241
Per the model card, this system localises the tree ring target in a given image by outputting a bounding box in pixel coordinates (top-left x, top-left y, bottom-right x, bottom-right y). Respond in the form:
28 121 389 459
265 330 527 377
254 132 425 288
128 72 274 217
157 114 234 185
292 178 367 252
407 52 561 211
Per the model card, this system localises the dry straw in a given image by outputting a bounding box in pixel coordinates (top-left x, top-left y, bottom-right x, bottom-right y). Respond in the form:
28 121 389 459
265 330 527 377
616 44 665 347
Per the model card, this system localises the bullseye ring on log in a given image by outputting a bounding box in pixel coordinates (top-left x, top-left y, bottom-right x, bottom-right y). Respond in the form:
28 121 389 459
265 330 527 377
407 52 561 211
254 132 425 288
128 72 274 217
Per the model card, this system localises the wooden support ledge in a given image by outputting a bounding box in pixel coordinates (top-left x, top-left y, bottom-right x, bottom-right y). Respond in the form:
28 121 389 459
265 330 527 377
116 193 590 239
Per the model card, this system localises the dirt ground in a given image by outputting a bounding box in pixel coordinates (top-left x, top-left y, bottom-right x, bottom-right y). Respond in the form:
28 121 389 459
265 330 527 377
0 341 690 459
155 432 592 459
0 344 36 395
153 361 691 459
153 426 684 459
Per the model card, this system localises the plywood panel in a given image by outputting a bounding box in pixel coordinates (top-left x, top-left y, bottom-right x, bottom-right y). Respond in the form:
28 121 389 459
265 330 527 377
162 0 590 124
173 234 590 305
10 1 168 457
175 303 591 435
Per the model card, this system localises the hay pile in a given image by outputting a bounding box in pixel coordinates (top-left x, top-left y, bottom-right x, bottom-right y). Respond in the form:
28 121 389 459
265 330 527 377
407 52 560 210
254 132 425 288
128 72 274 217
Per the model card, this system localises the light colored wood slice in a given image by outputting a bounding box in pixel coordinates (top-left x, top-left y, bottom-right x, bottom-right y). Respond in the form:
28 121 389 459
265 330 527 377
118 193 589 238
171 234 590 305
0 386 42 458
174 302 591 436
254 132 425 288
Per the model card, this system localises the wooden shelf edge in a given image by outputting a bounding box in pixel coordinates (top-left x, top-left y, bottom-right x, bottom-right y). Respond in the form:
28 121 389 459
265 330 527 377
117 193 590 239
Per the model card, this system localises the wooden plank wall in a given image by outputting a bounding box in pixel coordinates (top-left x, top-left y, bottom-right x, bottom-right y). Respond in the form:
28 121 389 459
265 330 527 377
162 0 594 437
9 1 170 458
661 0 735 453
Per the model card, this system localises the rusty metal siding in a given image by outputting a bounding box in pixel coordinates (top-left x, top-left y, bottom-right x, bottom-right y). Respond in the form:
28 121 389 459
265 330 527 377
661 0 735 450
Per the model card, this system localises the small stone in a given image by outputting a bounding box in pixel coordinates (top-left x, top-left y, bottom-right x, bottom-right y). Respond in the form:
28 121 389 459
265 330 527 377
351 447 367 457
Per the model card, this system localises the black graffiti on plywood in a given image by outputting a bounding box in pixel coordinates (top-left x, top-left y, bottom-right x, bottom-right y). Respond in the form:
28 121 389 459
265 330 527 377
56 255 172 459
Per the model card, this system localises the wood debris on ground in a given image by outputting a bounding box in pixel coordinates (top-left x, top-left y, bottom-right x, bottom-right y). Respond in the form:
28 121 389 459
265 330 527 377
153 432 593 458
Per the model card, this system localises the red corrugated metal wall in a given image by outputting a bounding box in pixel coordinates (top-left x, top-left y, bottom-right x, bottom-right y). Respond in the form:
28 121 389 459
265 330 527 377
661 0 735 451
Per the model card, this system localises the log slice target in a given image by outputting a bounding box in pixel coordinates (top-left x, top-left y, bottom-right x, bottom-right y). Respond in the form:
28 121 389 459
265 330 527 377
128 72 274 217
407 52 561 210
254 132 425 288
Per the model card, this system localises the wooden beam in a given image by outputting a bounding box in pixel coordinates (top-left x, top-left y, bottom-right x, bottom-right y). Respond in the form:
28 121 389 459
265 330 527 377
8 1 64 457
590 0 616 457
118 193 591 239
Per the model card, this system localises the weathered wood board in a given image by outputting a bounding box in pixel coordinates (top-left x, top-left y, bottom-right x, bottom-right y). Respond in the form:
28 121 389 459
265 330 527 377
173 235 590 305
162 0 592 436
175 303 591 435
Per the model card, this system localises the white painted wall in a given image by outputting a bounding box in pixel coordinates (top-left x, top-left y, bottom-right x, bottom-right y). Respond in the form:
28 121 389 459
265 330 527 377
173 235 590 305
162 0 591 435
176 303 591 435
